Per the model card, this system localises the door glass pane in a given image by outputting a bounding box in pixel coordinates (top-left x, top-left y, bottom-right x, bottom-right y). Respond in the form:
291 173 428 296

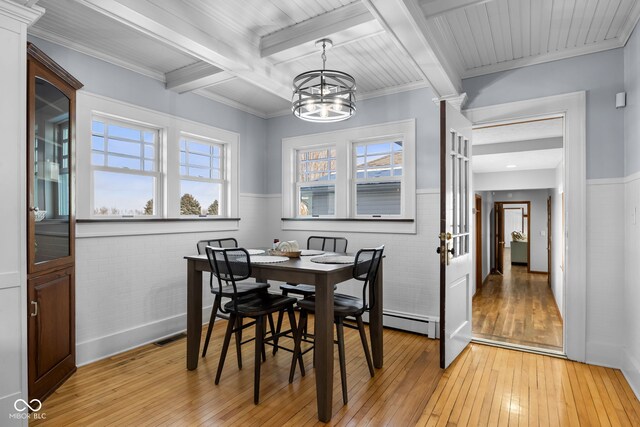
33 78 71 263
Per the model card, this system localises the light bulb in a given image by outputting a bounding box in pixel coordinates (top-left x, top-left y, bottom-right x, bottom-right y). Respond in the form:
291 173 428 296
320 106 329 118
332 102 343 112
305 103 317 113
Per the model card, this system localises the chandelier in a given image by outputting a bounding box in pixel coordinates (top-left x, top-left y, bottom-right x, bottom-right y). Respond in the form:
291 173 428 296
292 39 356 123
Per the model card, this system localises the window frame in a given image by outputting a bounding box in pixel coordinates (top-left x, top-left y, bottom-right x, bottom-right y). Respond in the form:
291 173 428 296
295 146 337 218
351 137 406 218
76 91 239 227
89 114 162 218
281 119 416 232
179 132 227 217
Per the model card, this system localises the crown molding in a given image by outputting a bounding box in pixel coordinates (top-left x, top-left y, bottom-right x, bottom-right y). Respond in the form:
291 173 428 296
192 88 268 119
0 0 44 26
28 27 167 81
462 37 625 79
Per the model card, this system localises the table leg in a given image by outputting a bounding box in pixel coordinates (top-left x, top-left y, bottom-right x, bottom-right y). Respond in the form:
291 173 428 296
187 259 203 370
370 260 384 368
315 274 334 422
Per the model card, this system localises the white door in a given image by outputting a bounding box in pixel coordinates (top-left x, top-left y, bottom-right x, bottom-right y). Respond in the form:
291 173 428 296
439 101 473 369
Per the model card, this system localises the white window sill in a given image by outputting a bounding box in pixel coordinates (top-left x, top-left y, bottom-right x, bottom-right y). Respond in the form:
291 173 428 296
281 218 416 234
76 218 240 238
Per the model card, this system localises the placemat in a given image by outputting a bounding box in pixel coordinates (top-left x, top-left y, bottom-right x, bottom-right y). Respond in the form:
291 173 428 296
250 255 288 264
311 255 355 264
246 249 265 255
300 249 325 256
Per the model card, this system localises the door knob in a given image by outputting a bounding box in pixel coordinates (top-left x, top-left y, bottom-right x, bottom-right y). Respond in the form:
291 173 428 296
30 301 38 317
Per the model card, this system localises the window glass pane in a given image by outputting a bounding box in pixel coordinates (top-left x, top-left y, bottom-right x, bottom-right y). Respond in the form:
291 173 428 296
144 144 154 159
211 169 221 179
299 185 335 216
93 170 154 216
189 153 210 167
92 135 104 151
91 153 104 166
144 160 154 171
108 139 140 157
92 120 104 134
143 131 154 143
179 137 223 180
107 155 140 170
188 167 209 178
366 142 391 155
180 180 222 216
356 182 401 215
297 147 336 183
108 124 141 141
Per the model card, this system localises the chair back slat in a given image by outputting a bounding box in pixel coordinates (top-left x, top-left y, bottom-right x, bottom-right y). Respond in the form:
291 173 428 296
352 246 384 311
307 236 348 253
204 247 251 313
197 237 238 254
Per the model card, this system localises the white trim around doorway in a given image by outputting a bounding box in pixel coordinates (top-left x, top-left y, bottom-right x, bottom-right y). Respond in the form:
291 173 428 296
464 91 586 363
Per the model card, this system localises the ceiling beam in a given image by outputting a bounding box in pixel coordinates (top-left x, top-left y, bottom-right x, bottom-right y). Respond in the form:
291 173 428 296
76 0 292 101
361 0 462 98
260 2 378 58
473 137 563 156
165 62 234 94
419 0 493 17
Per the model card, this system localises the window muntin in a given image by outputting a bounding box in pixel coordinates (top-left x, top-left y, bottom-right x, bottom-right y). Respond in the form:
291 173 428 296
296 147 336 216
179 136 225 216
90 116 159 217
353 140 403 216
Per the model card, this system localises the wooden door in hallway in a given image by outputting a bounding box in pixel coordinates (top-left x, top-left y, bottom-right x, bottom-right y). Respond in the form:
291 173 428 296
495 203 505 274
547 196 552 287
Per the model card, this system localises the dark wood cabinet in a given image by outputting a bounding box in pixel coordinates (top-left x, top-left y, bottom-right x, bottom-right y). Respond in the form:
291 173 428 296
27 43 83 402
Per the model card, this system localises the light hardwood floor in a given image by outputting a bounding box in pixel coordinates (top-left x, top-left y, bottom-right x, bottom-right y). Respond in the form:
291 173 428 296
473 248 563 351
33 318 639 426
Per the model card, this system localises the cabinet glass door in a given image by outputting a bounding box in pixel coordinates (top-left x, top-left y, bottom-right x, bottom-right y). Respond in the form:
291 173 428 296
32 77 71 264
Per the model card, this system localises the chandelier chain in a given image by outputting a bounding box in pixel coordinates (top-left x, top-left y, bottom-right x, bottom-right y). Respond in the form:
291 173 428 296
321 41 327 70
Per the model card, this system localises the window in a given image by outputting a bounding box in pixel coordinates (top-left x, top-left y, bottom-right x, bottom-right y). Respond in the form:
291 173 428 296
296 147 336 217
281 119 416 232
90 117 159 217
179 135 225 216
353 140 403 216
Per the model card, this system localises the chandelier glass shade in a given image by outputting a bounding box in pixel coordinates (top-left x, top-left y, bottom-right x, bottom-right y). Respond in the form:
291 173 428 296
292 39 356 123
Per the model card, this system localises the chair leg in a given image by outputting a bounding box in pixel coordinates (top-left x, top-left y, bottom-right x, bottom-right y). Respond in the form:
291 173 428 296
254 315 264 404
261 319 267 362
215 313 236 385
289 310 307 383
268 313 278 355
202 295 221 357
234 315 243 369
286 307 305 377
274 289 288 346
336 318 348 405
356 315 375 377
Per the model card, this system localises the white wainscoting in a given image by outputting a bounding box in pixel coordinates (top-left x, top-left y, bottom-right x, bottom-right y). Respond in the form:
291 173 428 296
74 193 269 365
623 174 640 398
266 191 441 336
585 182 625 368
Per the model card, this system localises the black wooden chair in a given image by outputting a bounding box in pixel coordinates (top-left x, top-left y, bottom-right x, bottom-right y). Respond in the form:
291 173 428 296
288 245 384 405
279 236 348 298
205 247 303 404
197 238 270 363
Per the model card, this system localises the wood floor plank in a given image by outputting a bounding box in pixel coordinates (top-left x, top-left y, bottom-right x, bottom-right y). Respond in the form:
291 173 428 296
31 322 640 426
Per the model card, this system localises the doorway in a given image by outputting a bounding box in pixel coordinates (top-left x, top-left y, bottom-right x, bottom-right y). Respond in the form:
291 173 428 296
470 116 565 355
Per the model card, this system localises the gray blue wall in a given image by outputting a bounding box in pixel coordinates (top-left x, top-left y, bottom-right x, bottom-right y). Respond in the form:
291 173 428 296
28 36 269 195
463 48 626 180
266 88 441 193
625 26 640 176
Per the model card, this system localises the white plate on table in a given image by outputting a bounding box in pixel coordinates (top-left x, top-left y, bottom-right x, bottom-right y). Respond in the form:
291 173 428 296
300 249 325 256
250 255 288 264
246 249 265 255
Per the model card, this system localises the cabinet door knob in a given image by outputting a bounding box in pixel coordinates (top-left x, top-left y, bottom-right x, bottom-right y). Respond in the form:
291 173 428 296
30 301 38 317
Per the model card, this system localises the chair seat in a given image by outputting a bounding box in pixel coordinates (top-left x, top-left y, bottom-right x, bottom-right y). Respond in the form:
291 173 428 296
280 283 337 297
213 281 269 297
297 293 365 317
224 293 297 317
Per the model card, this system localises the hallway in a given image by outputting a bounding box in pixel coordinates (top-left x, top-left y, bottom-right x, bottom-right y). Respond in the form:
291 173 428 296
473 249 563 351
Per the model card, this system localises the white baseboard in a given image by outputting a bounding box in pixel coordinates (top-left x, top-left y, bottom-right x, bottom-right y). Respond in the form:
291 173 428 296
586 341 623 368
622 350 640 400
362 309 439 338
1 391 27 426
76 306 212 366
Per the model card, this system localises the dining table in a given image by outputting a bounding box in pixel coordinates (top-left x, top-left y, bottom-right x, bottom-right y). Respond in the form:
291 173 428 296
184 250 384 422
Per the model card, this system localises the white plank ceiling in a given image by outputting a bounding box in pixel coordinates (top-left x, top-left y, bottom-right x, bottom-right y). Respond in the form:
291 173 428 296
23 0 640 117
